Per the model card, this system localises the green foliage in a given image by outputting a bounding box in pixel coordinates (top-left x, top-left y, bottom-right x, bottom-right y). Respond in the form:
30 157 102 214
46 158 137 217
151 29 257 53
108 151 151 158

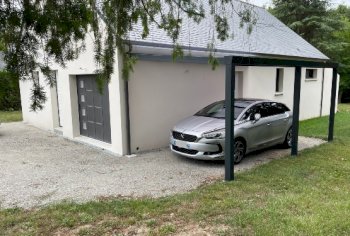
0 40 5 51
0 71 21 111
0 0 256 111
331 6 350 91
30 82 47 111
0 110 22 122
270 1 350 95
271 0 342 48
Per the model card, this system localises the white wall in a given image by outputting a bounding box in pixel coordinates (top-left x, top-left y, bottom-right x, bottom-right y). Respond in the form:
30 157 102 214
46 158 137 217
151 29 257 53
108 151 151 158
128 60 246 153
242 66 295 107
20 34 127 155
129 63 339 153
321 69 339 116
242 66 337 120
300 68 323 120
20 72 58 131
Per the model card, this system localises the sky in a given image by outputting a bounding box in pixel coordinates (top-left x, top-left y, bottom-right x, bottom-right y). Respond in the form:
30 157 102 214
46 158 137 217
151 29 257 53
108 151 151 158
249 0 350 8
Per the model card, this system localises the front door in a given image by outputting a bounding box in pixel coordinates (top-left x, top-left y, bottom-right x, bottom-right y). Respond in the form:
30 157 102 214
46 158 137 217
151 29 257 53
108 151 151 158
77 75 111 143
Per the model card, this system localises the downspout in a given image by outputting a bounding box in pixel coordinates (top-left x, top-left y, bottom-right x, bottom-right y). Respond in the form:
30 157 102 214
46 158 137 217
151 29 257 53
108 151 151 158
124 80 131 155
320 68 325 117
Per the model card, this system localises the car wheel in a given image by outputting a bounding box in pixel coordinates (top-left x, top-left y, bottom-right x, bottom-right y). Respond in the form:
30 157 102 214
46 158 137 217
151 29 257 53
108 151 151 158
283 127 292 148
234 139 246 164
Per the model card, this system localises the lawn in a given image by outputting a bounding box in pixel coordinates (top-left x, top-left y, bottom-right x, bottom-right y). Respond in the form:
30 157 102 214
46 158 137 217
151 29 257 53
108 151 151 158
0 110 22 123
1 105 350 235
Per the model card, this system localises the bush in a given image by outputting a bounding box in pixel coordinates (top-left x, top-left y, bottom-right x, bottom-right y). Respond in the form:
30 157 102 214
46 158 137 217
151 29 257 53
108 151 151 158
0 70 21 111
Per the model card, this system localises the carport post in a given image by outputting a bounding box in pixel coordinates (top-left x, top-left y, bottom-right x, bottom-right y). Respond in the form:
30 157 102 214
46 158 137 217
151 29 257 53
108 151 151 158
224 56 235 181
291 66 302 156
328 67 338 142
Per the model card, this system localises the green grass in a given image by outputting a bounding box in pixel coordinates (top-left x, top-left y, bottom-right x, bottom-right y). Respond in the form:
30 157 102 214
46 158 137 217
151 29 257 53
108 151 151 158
0 110 22 123
299 103 350 140
1 105 350 235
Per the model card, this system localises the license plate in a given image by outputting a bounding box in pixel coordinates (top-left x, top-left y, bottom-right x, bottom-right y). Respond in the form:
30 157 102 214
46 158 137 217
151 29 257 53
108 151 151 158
172 139 190 149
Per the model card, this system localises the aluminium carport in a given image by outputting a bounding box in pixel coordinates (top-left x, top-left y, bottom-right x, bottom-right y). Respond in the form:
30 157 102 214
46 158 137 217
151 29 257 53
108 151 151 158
224 56 338 181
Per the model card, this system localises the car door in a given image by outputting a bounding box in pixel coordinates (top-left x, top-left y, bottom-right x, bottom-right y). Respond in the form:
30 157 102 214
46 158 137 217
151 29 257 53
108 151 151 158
267 102 290 143
241 103 275 149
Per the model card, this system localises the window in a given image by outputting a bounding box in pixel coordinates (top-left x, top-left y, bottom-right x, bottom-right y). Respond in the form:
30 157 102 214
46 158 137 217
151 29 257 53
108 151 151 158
242 103 270 119
269 102 289 116
306 69 317 80
81 95 85 102
275 68 284 93
32 71 39 85
195 101 248 120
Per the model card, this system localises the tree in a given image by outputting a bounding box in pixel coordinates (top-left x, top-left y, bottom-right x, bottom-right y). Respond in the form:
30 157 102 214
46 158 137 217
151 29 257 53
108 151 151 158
270 0 343 50
0 71 21 111
270 0 350 102
331 5 350 101
0 0 256 111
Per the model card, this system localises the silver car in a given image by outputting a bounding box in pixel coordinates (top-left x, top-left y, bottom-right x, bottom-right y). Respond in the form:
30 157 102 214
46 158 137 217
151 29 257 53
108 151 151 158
170 99 293 163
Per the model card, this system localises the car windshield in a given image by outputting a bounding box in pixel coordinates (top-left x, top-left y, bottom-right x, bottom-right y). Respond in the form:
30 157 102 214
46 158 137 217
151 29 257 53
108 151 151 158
195 101 247 119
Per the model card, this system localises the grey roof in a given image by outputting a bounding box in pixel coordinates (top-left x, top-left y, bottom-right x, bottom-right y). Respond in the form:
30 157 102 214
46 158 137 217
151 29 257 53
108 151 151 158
128 1 329 61
0 52 5 70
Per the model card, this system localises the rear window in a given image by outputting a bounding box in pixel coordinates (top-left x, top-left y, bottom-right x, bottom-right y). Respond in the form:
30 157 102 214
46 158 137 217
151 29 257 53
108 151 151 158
195 101 247 120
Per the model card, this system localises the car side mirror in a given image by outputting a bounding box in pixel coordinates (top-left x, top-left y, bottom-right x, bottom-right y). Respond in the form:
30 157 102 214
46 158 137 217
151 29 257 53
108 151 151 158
253 113 261 122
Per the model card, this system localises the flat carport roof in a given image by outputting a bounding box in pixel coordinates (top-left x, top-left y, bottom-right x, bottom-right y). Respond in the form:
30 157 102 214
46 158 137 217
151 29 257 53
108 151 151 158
224 56 338 181
131 52 338 181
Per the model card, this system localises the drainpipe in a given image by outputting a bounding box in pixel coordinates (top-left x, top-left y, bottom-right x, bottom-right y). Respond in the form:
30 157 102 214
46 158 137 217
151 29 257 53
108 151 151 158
320 68 325 117
124 80 131 155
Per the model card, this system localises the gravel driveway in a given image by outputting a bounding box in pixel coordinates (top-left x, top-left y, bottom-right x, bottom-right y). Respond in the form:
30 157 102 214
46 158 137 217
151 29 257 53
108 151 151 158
0 122 325 209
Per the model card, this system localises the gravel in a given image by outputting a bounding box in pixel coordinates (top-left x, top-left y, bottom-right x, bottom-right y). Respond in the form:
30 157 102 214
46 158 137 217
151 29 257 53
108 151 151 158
0 122 325 209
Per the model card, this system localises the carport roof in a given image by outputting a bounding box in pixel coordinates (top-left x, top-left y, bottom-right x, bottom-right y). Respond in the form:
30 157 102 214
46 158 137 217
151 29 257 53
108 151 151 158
128 1 329 61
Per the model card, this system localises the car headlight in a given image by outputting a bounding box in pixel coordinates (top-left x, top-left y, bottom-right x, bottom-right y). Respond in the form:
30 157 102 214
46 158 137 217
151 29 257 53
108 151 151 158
202 130 225 139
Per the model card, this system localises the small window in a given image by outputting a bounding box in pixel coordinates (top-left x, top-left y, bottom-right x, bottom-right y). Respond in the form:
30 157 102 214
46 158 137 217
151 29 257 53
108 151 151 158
275 68 284 93
32 71 39 85
81 95 85 102
306 69 317 80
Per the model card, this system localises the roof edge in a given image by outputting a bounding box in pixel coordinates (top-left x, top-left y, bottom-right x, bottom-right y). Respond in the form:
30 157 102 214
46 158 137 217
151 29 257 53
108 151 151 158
129 40 331 62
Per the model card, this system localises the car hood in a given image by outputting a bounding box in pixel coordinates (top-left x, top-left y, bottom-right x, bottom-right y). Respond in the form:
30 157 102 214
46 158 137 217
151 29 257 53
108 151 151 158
173 116 238 135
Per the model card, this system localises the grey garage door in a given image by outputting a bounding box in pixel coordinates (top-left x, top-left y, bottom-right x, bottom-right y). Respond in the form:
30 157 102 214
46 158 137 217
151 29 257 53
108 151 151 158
77 75 111 143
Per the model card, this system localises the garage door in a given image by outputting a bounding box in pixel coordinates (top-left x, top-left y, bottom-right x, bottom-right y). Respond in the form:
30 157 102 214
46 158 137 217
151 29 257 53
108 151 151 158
77 75 111 143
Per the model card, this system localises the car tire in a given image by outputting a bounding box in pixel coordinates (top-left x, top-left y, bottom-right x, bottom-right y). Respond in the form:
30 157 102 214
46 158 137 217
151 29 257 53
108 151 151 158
283 127 292 148
234 138 246 164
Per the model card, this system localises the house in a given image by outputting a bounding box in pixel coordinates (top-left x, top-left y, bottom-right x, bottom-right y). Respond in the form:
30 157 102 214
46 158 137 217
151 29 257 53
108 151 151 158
19 1 339 156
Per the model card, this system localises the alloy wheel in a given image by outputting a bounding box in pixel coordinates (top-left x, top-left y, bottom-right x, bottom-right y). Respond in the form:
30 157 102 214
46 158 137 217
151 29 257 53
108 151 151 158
287 129 292 147
234 140 245 163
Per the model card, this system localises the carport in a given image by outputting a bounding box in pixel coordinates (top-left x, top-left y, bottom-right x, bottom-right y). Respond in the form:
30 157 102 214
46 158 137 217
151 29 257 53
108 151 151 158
224 56 338 181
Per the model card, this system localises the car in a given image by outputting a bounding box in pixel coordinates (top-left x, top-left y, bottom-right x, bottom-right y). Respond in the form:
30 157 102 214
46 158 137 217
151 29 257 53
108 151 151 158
170 99 293 163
